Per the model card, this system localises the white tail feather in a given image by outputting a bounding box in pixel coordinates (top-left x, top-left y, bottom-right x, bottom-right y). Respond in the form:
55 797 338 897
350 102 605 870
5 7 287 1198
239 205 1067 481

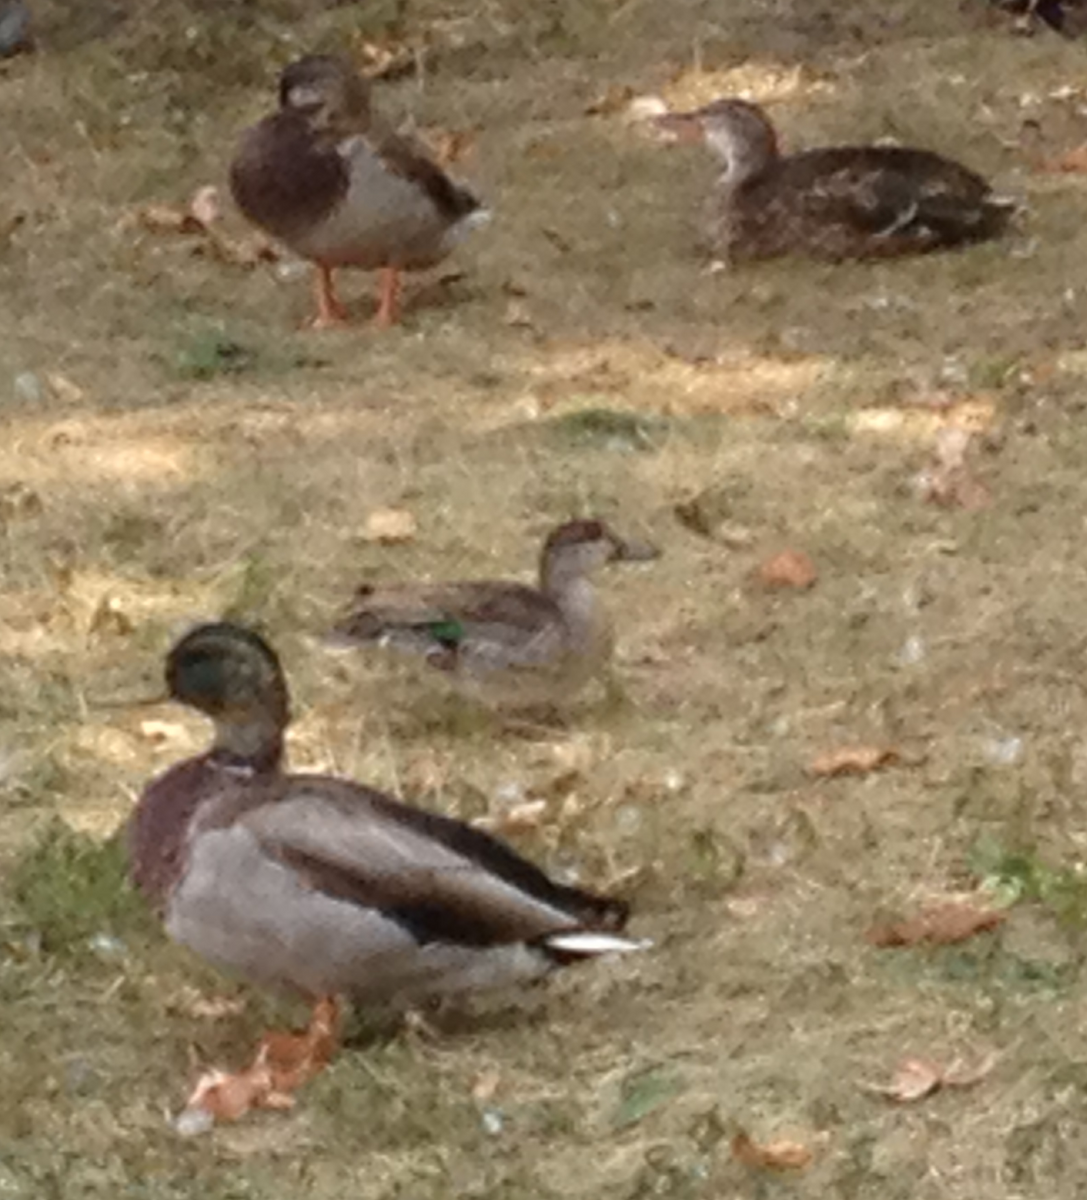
545 931 651 956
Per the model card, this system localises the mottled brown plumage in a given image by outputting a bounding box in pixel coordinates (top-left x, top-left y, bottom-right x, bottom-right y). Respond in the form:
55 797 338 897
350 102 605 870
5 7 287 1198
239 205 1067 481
657 98 1013 264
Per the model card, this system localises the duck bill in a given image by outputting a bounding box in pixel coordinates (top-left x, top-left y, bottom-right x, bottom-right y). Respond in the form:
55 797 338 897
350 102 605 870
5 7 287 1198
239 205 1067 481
652 111 707 146
614 536 660 563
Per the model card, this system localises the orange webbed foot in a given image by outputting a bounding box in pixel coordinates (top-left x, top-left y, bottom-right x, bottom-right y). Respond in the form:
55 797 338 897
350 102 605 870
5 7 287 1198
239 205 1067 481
177 997 341 1131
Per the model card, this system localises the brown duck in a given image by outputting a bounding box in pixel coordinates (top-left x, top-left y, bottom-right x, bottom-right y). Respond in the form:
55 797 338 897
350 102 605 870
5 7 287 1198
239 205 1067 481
331 520 659 711
656 98 1013 264
229 55 489 328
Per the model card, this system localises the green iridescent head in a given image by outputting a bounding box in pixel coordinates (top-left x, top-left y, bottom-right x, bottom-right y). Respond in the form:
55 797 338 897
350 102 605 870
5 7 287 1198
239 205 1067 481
166 622 291 733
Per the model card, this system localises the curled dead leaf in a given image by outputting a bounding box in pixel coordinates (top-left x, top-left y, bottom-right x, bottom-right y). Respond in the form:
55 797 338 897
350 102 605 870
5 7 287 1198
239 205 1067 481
809 745 900 778
917 428 991 511
1039 144 1087 173
471 1068 502 1103
861 1052 996 1103
731 1130 814 1171
756 549 817 590
475 798 549 834
867 899 1006 948
362 507 417 544
135 203 205 235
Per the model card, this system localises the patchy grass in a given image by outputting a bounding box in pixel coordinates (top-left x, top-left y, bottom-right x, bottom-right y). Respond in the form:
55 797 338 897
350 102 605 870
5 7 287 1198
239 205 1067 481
6 0 1087 1196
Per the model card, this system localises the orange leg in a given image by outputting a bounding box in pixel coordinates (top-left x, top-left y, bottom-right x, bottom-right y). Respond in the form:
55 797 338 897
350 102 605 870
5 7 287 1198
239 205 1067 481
374 266 402 328
309 264 350 330
183 996 341 1124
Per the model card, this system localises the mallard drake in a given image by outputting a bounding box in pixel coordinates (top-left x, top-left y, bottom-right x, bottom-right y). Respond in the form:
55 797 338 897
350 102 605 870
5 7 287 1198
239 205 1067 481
229 54 489 328
331 520 660 711
655 98 1013 264
128 622 644 1117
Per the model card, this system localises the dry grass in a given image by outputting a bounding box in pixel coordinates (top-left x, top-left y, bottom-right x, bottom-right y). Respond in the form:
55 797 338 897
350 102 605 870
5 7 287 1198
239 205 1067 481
7 0 1087 1195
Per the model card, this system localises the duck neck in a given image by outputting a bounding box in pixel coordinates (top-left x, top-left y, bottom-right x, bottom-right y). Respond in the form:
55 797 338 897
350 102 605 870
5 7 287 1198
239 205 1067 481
541 561 598 634
209 710 286 773
706 129 775 190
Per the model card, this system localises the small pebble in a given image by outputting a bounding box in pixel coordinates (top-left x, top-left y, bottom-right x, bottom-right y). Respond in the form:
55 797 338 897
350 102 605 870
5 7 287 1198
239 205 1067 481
897 635 925 666
982 734 1024 767
480 1108 504 1136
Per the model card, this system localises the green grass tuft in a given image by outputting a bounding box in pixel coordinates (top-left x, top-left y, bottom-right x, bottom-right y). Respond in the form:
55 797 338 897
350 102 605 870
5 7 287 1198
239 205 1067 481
7 820 152 956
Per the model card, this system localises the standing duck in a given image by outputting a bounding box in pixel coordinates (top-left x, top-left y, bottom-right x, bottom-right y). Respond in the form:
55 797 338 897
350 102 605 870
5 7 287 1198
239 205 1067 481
655 98 1013 264
229 55 489 328
331 520 660 711
128 622 645 1121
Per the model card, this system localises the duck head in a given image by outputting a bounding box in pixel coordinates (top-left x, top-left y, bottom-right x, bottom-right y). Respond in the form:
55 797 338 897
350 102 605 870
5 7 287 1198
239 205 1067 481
167 622 291 770
277 54 371 130
655 98 779 186
539 519 659 592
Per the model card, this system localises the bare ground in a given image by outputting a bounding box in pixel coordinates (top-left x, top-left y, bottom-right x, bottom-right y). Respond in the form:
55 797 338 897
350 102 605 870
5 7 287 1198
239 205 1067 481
5 0 1087 1195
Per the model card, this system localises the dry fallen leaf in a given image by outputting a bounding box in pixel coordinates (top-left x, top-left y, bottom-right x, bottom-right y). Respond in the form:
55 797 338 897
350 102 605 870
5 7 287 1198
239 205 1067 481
867 899 1007 948
471 1068 502 1103
421 127 476 166
809 746 900 778
187 994 248 1021
731 1130 814 1171
756 549 818 590
362 507 418 544
475 798 549 834
135 203 205 235
1039 144 1087 173
917 427 991 511
861 1053 996 1103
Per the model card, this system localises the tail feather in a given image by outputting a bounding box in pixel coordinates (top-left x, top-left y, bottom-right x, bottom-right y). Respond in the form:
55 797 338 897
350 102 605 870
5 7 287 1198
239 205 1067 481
541 930 651 965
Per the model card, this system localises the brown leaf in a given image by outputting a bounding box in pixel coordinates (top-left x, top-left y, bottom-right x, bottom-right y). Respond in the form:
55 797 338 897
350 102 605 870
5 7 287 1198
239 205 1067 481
863 1057 943 1103
918 428 991 511
756 549 818 590
731 1131 814 1171
1039 144 1087 173
862 1052 996 1103
471 1068 502 1103
362 507 417 544
809 746 900 778
867 900 1006 948
475 798 549 834
421 127 476 167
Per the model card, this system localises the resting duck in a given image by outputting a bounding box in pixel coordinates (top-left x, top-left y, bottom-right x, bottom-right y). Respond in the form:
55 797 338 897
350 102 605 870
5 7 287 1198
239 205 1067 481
655 98 1013 264
331 519 659 711
229 54 489 328
128 622 644 1119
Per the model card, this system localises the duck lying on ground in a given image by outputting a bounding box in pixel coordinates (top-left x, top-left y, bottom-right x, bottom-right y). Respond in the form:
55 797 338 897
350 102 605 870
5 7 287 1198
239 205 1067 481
655 98 1013 264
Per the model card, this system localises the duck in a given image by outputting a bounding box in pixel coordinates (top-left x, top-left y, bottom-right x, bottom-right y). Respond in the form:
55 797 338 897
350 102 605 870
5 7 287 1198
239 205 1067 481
655 98 1013 264
330 519 660 712
229 54 489 329
128 622 645 1119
